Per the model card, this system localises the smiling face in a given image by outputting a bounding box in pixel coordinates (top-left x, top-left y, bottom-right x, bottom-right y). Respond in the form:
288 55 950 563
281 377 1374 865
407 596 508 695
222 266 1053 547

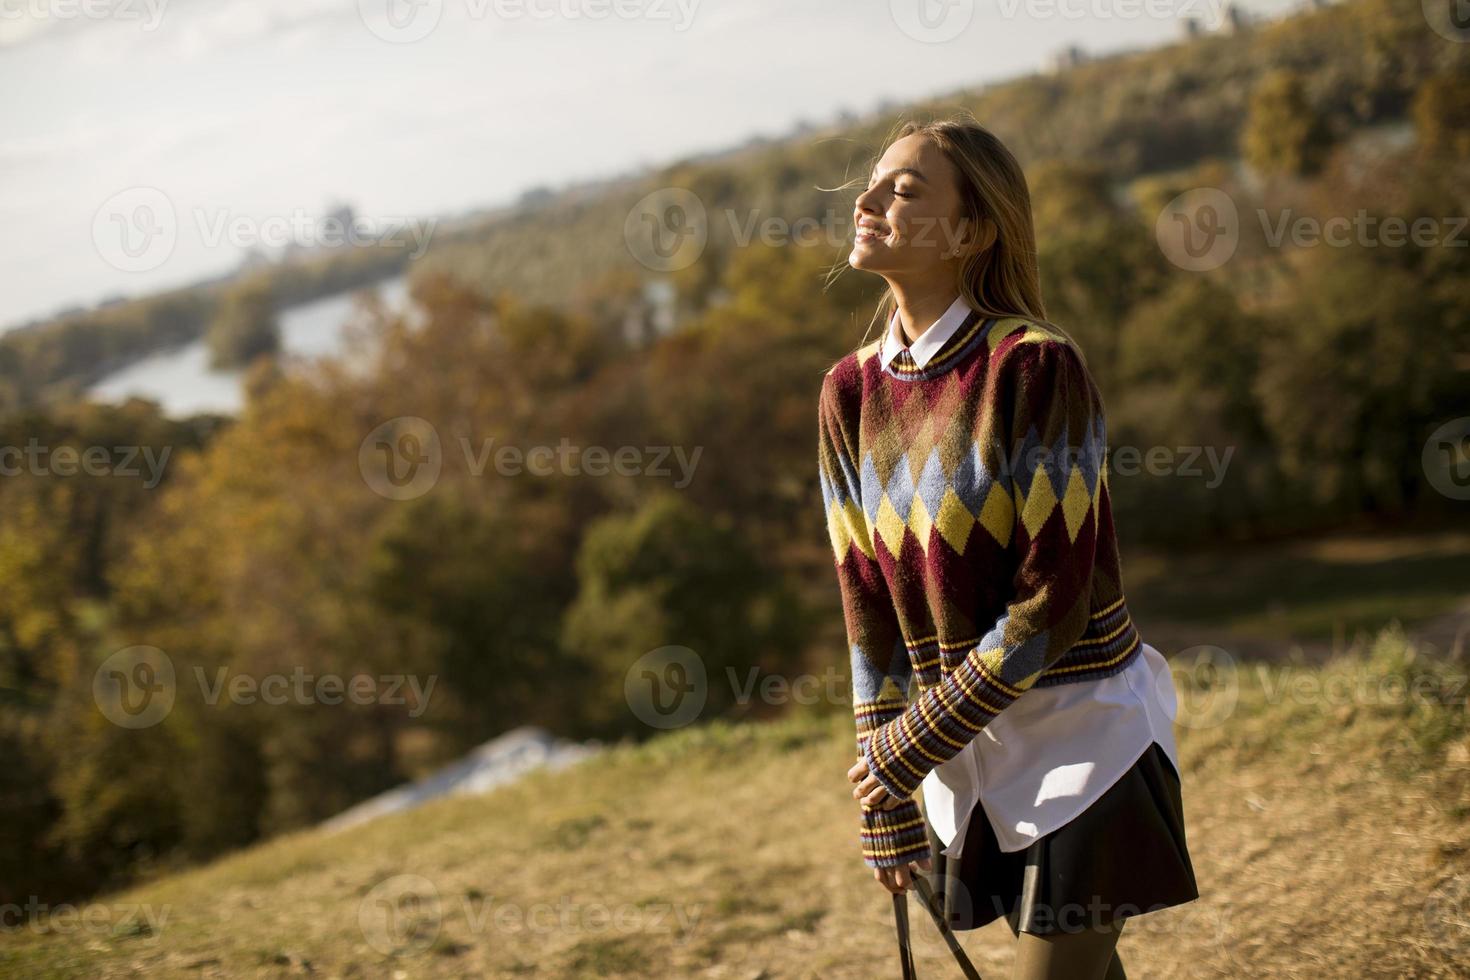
849 133 973 278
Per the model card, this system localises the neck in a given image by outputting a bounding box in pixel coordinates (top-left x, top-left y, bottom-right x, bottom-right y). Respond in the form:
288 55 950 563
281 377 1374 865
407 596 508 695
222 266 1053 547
888 278 961 346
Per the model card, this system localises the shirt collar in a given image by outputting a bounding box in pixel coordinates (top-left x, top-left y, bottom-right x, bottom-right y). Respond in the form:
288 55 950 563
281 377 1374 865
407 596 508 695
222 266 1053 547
880 294 975 370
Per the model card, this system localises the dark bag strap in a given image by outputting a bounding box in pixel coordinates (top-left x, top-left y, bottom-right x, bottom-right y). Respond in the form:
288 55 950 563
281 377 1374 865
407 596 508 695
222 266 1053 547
912 874 983 980
893 892 917 980
890 873 985 979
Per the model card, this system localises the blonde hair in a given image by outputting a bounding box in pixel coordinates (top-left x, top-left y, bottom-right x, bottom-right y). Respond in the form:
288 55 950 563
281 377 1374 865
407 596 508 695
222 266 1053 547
824 111 1082 356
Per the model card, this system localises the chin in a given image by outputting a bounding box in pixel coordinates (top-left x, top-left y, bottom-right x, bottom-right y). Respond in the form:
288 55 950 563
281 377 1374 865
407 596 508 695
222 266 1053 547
849 246 882 271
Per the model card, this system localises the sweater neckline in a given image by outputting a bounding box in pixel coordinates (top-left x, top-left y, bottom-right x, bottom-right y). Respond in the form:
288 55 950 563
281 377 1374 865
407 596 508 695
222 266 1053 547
878 309 995 382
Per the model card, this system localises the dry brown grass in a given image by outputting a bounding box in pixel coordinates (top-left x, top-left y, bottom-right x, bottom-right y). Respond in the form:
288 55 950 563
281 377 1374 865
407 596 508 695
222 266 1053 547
4 626 1468 978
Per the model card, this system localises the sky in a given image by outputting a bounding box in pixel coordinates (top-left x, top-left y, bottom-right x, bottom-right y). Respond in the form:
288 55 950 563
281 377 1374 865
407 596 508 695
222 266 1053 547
0 0 1307 330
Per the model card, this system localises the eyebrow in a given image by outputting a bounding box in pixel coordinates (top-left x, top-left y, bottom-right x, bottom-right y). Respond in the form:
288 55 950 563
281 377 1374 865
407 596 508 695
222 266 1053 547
870 166 930 184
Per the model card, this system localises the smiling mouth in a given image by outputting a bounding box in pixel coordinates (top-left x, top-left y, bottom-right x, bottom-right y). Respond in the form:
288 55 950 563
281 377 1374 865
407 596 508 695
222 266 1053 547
855 227 888 243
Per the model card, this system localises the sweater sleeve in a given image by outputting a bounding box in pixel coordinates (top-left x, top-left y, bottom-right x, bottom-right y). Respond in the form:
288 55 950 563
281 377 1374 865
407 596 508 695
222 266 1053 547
818 371 931 869
862 339 1109 802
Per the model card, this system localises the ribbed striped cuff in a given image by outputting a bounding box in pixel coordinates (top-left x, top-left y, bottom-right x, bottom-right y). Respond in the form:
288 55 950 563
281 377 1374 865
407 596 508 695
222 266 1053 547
859 798 930 869
863 654 1022 801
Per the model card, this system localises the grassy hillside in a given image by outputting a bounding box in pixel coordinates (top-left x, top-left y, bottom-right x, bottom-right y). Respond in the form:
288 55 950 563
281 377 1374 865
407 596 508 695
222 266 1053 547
4 625 1467 978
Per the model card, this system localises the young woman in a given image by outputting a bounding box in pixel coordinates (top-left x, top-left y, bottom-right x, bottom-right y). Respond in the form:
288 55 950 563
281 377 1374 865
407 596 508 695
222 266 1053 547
817 116 1199 979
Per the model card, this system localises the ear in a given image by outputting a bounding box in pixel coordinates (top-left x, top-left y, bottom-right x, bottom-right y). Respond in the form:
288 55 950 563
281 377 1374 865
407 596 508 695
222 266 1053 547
968 216 998 253
951 215 997 259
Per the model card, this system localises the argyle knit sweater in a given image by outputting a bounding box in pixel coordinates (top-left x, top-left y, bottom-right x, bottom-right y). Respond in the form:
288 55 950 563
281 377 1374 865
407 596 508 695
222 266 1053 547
818 311 1144 869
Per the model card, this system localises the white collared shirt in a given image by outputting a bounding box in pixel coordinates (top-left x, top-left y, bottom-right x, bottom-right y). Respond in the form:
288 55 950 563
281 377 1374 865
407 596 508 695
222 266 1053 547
880 294 974 371
922 641 1183 856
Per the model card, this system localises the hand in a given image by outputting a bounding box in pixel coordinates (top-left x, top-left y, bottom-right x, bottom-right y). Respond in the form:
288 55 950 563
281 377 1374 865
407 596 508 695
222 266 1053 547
848 755 931 893
847 754 897 809
873 855 932 895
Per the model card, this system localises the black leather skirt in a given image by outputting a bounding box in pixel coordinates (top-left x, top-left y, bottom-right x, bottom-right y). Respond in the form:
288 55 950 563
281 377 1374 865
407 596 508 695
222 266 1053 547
920 741 1199 935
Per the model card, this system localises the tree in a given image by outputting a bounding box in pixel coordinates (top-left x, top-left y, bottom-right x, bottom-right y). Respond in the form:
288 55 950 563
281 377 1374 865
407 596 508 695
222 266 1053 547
206 277 279 369
560 491 808 737
1413 69 1470 161
1242 69 1331 178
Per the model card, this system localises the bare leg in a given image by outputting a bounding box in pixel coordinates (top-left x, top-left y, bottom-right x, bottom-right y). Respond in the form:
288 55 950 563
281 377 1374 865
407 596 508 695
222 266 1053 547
1006 914 1126 980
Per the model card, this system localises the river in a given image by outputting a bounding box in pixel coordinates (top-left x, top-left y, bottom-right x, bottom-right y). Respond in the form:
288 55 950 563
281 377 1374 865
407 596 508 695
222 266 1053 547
86 276 411 418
